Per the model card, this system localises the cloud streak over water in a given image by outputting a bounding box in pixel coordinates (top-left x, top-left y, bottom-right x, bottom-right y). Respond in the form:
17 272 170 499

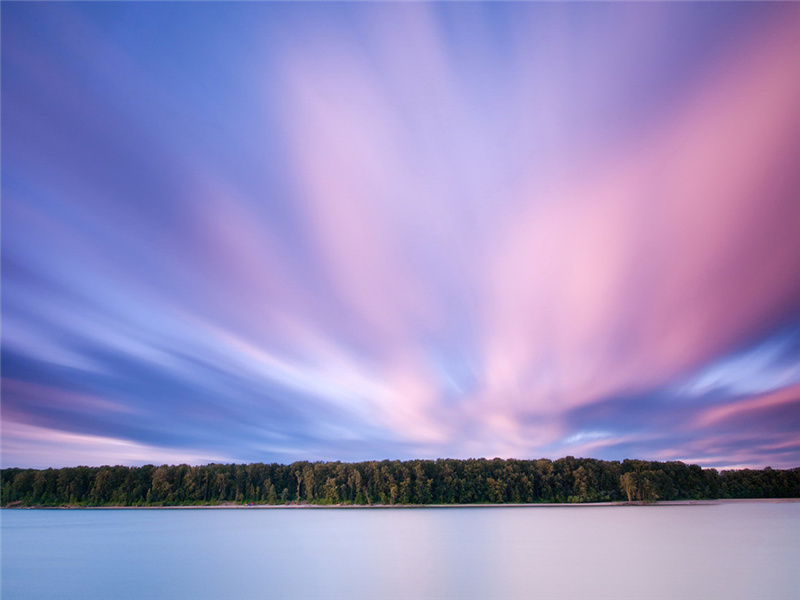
3 3 799 469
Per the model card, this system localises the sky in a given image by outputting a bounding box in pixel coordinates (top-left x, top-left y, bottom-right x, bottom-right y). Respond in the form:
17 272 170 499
2 2 799 471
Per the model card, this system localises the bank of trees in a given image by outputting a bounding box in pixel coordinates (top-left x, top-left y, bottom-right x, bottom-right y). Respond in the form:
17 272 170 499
2 457 798 507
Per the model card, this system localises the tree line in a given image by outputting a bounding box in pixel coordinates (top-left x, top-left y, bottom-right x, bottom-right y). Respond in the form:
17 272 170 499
2 457 798 507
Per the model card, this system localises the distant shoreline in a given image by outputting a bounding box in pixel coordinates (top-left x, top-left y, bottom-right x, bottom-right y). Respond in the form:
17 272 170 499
6 460 797 508
4 498 799 510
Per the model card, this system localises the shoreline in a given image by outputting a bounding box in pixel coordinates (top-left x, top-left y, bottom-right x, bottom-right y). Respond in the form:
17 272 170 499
4 498 798 510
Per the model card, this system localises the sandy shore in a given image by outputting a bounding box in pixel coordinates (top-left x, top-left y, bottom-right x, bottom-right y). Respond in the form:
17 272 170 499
4 498 798 510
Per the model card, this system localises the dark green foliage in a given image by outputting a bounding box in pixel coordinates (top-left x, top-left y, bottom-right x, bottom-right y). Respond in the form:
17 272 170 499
2 457 798 507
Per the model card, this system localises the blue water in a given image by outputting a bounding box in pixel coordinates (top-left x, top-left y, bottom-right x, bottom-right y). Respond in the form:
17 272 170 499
2 501 798 600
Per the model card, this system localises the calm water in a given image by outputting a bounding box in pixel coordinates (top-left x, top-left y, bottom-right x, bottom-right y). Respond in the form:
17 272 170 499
2 501 798 600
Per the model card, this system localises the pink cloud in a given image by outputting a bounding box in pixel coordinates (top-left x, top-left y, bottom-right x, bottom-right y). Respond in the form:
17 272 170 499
1 379 135 419
693 382 800 430
479 11 800 421
2 421 231 469
268 7 800 457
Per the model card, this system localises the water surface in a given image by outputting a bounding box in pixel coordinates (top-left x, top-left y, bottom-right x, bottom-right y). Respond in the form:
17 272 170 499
2 501 798 599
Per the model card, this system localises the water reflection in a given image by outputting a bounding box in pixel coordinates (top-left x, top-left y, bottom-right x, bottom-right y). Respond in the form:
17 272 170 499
2 503 798 599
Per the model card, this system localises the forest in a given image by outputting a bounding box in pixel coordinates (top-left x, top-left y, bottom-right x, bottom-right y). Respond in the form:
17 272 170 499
2 457 799 507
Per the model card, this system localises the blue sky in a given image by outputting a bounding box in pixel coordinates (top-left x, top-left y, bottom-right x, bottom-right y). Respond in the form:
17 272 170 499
2 2 799 469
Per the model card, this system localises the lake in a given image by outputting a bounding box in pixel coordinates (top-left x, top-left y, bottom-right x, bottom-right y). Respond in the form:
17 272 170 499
2 501 798 600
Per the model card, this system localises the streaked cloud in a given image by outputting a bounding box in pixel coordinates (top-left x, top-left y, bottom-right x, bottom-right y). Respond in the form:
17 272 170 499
2 2 798 469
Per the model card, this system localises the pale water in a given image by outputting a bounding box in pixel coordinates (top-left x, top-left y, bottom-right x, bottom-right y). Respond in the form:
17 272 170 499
2 501 798 600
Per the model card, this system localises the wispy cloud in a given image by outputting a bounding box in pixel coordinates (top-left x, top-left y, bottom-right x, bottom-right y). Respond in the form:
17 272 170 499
3 2 799 468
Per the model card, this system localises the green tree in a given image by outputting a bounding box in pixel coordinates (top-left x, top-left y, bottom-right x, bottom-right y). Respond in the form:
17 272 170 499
620 472 637 502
